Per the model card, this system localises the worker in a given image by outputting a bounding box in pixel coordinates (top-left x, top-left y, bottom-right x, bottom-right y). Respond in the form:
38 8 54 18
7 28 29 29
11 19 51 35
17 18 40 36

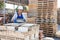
11 6 26 23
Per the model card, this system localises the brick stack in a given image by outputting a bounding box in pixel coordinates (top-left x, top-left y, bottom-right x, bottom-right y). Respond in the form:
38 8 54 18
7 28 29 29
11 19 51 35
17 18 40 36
28 0 38 17
29 0 57 37
28 0 38 23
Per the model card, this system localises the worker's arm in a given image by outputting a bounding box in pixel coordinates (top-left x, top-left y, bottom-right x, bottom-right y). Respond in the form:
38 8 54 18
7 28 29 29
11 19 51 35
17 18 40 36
11 13 17 22
22 13 27 22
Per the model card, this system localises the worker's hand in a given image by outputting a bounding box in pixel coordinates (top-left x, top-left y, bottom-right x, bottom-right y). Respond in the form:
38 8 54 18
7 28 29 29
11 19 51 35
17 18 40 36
11 19 13 22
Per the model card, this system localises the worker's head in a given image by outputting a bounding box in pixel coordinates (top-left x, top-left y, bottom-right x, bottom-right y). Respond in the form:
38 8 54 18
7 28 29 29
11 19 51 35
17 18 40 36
18 6 23 14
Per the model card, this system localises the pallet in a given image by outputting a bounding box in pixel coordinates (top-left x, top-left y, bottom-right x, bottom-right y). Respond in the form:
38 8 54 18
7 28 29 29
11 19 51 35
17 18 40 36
29 0 57 37
40 24 57 37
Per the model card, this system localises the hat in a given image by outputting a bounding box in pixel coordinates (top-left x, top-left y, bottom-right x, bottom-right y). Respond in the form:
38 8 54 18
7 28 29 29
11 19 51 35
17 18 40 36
18 6 23 10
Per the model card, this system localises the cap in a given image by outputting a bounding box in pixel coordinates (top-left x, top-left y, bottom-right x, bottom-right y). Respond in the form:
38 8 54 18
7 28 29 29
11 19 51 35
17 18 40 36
18 6 23 10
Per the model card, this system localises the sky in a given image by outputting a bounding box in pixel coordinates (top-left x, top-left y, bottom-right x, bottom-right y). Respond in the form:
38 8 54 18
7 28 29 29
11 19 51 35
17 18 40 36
58 0 60 8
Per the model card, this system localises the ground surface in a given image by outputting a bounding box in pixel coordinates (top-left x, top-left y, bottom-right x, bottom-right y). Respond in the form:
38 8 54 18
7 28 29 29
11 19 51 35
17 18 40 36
54 38 60 40
43 25 60 40
52 25 60 40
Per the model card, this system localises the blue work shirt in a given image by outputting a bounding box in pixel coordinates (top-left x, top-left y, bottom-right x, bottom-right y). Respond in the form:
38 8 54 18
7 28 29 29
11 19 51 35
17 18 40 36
14 13 25 23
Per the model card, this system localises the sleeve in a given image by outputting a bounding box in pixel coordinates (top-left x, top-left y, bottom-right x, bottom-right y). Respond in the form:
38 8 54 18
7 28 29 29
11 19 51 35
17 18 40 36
22 13 27 21
11 12 17 21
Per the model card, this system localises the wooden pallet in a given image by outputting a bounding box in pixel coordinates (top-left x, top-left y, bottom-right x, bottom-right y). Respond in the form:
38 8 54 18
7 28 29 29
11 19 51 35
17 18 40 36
29 0 57 37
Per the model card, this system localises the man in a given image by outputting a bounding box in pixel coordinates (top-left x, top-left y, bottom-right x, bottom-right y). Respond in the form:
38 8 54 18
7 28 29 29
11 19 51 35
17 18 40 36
11 6 26 23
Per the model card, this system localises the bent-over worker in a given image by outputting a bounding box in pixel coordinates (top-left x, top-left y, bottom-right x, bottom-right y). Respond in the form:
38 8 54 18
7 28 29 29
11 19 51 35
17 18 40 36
11 6 26 23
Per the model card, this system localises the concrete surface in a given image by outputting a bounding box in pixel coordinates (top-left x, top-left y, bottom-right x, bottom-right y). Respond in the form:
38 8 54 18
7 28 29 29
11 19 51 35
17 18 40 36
58 25 60 31
54 38 60 40
53 25 60 40
44 25 60 40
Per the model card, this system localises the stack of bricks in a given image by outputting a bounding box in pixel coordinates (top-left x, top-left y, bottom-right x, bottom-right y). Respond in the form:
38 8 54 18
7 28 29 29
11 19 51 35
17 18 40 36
29 0 57 37
28 0 38 23
28 0 38 17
